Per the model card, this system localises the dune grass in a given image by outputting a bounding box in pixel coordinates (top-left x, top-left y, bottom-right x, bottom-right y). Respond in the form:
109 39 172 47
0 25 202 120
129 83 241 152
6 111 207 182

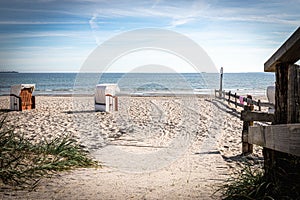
0 113 97 189
219 162 300 200
219 164 275 200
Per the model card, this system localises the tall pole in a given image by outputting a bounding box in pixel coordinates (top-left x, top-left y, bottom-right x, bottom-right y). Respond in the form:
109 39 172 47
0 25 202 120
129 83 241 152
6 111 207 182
219 67 223 97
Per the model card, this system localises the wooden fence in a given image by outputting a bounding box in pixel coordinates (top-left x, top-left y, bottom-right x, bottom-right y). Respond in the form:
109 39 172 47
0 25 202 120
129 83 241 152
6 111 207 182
215 76 299 157
215 89 274 111
215 88 300 156
215 88 275 155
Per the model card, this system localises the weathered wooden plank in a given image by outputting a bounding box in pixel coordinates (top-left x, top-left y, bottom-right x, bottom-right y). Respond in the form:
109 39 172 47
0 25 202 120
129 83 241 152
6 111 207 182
275 64 289 124
264 27 300 72
259 102 274 109
249 124 300 156
288 64 300 123
241 111 275 122
248 126 265 146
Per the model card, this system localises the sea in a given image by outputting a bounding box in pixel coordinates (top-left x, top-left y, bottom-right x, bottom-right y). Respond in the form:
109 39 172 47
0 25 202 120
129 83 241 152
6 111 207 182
0 72 275 96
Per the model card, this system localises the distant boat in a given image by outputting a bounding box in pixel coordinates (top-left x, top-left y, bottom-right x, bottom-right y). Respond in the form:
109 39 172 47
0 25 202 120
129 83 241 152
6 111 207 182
0 71 19 73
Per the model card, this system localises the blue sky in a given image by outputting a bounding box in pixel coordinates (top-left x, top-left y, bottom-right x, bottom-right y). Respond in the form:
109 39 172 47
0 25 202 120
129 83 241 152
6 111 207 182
0 0 299 72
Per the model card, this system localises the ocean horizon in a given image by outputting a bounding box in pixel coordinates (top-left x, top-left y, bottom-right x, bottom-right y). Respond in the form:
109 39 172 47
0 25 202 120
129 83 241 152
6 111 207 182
0 72 275 96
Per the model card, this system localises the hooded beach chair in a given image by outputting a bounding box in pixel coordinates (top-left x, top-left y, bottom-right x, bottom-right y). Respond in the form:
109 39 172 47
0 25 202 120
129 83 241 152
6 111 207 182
95 84 119 112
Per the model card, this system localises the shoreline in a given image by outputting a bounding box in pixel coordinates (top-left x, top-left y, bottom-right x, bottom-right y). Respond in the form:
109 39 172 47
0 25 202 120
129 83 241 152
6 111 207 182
0 90 268 98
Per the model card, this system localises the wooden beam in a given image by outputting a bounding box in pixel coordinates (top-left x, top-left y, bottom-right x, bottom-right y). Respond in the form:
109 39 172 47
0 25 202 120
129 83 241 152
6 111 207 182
249 124 300 156
241 111 274 122
275 64 289 124
288 64 300 123
259 102 274 109
264 27 300 72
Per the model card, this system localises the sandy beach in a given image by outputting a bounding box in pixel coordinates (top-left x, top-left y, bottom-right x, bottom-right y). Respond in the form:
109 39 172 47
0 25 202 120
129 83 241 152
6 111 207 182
0 95 264 199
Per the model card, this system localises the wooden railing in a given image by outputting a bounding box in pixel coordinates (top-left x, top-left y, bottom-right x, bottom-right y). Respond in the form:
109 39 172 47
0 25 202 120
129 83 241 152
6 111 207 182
215 80 300 157
215 87 300 157
215 89 274 110
214 88 275 155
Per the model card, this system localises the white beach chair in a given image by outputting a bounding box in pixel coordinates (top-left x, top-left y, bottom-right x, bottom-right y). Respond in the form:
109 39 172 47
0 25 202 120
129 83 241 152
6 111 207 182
95 84 119 112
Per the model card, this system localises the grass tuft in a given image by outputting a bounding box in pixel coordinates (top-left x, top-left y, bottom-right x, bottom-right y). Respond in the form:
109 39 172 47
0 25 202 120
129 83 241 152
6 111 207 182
0 113 98 189
219 164 273 200
218 162 300 200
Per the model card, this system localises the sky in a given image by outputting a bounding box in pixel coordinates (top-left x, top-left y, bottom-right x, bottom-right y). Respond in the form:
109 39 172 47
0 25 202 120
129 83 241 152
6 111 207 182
0 0 299 73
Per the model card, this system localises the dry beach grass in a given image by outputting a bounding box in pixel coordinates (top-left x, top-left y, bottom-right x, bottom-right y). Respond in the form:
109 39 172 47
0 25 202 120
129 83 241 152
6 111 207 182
0 95 264 199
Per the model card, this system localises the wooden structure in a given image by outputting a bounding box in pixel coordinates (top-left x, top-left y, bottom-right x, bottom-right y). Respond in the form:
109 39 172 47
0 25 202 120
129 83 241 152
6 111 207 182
237 27 300 193
10 84 35 111
261 27 300 187
215 27 300 194
264 28 300 73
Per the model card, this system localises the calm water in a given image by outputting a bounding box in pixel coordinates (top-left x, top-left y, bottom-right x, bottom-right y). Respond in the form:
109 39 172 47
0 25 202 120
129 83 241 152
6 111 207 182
0 72 275 96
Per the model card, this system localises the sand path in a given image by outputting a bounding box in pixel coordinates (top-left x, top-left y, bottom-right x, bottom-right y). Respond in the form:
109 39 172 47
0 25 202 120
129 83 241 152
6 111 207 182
0 96 263 199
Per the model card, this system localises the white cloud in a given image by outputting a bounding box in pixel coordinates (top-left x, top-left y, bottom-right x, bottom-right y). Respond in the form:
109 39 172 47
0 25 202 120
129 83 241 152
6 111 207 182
89 1 211 28
0 7 82 17
89 13 98 29
170 17 195 28
151 0 160 8
0 45 93 72
205 46 274 72
1 0 299 72
0 21 87 25
108 49 203 73
0 31 95 41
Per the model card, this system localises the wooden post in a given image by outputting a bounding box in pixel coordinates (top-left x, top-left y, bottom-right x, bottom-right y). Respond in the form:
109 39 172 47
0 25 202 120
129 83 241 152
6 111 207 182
114 96 118 111
242 105 250 154
228 91 231 105
31 96 35 109
288 64 300 123
258 99 261 111
234 93 237 108
19 98 22 111
219 67 223 97
242 105 254 155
